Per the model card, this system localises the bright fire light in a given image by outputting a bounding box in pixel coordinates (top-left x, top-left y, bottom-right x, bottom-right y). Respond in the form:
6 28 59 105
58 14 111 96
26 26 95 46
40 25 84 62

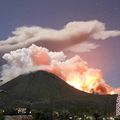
32 45 120 95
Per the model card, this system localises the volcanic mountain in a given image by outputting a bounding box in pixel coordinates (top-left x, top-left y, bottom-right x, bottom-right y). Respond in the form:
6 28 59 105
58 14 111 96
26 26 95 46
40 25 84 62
0 71 117 114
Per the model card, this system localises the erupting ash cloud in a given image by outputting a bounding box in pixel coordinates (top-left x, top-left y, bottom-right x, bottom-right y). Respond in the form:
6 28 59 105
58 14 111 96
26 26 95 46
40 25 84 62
0 44 120 95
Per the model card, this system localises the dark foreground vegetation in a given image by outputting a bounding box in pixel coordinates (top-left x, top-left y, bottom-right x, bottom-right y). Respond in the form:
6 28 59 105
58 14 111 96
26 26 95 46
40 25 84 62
0 108 120 120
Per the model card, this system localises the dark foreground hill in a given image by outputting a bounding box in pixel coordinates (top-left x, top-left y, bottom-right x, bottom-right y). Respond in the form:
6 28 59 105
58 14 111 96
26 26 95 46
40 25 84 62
0 71 117 114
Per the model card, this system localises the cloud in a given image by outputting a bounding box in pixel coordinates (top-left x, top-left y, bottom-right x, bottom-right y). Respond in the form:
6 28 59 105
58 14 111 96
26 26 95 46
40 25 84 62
0 44 66 83
65 42 99 53
0 20 120 53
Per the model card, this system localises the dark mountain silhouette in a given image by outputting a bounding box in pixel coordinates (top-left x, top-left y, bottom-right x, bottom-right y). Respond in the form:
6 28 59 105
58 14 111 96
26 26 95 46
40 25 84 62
0 71 117 114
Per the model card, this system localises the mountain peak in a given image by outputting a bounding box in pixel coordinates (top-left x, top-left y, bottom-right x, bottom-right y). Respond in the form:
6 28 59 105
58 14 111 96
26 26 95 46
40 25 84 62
0 71 117 113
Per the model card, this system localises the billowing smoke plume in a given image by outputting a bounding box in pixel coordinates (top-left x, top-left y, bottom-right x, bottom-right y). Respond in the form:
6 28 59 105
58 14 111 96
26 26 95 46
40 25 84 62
0 20 120 53
1 44 120 95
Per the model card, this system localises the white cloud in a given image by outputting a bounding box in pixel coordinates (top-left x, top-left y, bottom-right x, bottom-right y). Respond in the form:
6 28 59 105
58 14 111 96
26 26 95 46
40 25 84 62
0 20 120 53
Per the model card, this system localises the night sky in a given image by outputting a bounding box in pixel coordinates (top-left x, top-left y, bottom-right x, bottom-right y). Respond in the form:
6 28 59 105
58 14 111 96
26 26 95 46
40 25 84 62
0 0 120 87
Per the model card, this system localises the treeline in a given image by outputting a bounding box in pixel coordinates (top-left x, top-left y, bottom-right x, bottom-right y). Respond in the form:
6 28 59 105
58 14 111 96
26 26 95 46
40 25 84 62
0 108 120 120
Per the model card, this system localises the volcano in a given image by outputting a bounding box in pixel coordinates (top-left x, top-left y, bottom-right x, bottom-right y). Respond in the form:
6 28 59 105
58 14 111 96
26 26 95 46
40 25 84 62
0 71 117 114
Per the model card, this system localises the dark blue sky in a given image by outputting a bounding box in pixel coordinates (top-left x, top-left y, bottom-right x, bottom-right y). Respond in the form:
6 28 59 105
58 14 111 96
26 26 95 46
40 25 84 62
0 0 120 87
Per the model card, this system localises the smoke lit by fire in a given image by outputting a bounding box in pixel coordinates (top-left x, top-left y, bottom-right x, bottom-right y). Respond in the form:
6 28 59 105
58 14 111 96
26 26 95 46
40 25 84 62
1 45 120 95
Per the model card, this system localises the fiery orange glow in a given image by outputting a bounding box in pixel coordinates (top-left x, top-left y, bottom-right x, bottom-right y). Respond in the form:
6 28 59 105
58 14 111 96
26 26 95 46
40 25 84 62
66 73 82 90
33 48 50 65
66 70 108 94
32 45 120 95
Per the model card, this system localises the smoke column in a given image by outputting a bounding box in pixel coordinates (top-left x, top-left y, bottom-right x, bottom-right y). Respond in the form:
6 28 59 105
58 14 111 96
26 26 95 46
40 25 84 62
0 44 120 95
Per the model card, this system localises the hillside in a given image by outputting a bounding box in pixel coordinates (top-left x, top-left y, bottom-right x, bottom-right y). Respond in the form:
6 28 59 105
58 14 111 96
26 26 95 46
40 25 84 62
0 71 117 114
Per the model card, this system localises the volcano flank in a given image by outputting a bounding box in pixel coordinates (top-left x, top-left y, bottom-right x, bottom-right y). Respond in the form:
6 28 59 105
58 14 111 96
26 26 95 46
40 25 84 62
0 71 117 114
